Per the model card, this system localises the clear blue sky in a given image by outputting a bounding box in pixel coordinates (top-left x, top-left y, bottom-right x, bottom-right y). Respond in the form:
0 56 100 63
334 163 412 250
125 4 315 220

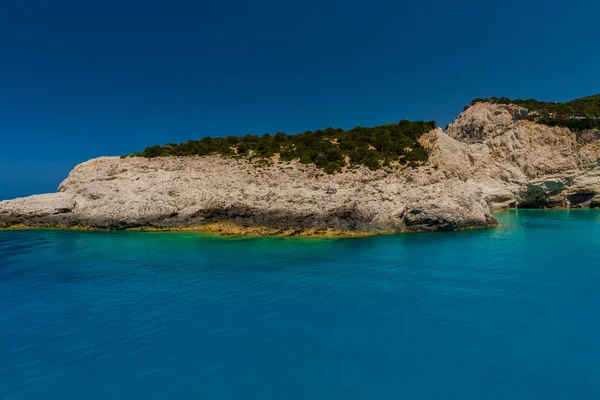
1 0 599 199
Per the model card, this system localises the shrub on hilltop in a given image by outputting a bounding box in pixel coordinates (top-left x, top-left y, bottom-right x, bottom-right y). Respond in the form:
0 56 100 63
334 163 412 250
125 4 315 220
133 120 436 173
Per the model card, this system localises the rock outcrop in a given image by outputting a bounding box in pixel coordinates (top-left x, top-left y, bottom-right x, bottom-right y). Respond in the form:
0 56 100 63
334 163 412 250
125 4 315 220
0 155 494 234
440 103 600 208
1 102 599 235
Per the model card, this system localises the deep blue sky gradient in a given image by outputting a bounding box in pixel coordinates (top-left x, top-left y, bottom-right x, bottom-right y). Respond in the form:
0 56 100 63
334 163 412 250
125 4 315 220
1 0 599 199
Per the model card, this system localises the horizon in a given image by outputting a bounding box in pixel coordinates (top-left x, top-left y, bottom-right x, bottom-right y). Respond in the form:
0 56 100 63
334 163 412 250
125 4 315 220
2 0 600 200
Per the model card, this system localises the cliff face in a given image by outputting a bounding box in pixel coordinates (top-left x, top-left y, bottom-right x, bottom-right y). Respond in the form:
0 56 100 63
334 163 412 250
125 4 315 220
0 155 493 234
1 103 599 235
439 102 600 208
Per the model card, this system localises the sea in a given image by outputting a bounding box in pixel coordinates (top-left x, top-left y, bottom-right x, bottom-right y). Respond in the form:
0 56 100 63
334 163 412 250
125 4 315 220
1 210 600 399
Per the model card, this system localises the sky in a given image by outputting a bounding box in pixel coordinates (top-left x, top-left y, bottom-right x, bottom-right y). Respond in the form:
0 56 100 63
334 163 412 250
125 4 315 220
1 0 600 199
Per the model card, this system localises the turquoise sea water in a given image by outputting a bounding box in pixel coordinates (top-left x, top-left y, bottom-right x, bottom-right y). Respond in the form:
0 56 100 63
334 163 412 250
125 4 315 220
1 210 600 399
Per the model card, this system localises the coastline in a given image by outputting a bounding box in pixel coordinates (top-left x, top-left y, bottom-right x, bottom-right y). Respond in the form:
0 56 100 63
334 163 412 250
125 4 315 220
0 222 383 238
7 209 600 238
0 219 498 238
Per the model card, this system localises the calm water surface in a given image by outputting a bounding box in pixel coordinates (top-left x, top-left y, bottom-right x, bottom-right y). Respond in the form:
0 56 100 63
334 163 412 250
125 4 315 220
1 210 600 399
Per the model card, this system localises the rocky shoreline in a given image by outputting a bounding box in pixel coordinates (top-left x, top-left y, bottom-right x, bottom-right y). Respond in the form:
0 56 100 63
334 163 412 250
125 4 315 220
1 102 599 236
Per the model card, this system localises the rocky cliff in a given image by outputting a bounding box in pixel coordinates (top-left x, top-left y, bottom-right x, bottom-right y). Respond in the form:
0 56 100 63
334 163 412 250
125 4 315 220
441 102 600 208
1 102 599 235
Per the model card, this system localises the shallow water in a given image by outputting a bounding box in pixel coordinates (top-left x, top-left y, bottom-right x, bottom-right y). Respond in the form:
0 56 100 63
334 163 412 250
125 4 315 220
1 210 600 399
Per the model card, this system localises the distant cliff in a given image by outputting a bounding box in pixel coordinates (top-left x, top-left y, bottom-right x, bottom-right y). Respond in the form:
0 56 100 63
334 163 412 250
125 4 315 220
2 97 599 236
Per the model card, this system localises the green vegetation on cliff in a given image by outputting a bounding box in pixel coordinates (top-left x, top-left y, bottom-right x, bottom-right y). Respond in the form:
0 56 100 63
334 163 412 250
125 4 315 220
133 120 436 173
469 94 600 116
534 117 600 131
469 94 600 131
